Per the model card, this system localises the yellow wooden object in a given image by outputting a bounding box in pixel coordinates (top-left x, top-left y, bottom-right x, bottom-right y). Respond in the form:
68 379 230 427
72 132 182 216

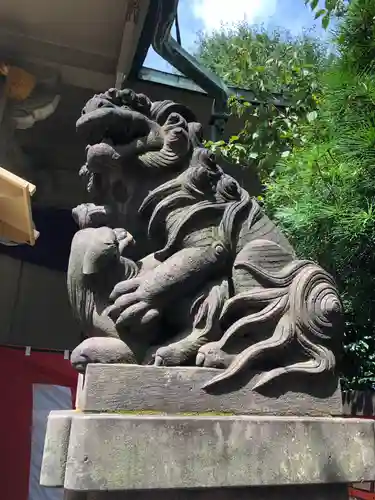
0 167 39 245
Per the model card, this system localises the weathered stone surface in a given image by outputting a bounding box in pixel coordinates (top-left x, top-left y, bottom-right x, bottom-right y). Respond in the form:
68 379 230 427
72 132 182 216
48 413 375 491
67 86 343 400
77 364 342 416
64 484 350 500
76 373 85 409
40 410 73 487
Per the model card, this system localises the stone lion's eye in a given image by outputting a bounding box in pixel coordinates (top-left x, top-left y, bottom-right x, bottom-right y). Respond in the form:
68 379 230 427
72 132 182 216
213 243 225 255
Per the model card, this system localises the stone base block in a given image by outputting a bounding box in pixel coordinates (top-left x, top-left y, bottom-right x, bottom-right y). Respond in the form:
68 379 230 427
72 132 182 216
41 411 375 491
64 484 350 500
75 364 342 416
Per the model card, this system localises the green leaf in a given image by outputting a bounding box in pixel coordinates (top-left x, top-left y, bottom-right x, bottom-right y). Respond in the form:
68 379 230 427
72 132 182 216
311 0 319 10
322 13 330 29
249 152 259 159
325 0 336 10
281 150 291 158
307 110 318 122
314 8 326 19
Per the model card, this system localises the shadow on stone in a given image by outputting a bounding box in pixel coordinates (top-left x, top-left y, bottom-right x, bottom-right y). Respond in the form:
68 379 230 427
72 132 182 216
204 369 338 402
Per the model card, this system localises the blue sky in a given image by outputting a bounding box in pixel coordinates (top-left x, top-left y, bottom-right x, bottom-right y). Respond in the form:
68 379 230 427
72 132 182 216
144 0 325 72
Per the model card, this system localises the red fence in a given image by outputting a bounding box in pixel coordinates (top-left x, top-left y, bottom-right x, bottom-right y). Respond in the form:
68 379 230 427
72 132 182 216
349 485 375 500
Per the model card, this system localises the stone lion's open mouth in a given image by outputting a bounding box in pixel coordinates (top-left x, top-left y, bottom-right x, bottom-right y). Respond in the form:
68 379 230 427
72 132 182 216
77 98 192 181
76 106 158 147
77 106 166 175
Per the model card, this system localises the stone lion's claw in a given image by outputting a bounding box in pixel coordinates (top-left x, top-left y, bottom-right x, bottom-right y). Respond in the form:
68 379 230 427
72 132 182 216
195 352 205 366
154 355 164 367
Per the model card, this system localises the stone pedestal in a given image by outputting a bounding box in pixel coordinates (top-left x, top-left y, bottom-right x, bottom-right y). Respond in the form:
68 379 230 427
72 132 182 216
41 365 375 499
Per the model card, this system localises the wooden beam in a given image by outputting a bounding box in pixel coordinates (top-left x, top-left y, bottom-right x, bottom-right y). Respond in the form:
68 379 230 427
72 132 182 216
0 166 38 245
115 0 150 88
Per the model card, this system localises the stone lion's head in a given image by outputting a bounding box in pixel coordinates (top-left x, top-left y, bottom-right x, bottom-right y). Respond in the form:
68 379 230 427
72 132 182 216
76 89 204 189
76 88 203 255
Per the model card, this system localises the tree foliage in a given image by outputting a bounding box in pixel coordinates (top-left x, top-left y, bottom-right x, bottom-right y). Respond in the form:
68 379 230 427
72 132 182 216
337 0 375 71
265 0 375 389
196 24 331 179
306 0 349 28
197 0 375 388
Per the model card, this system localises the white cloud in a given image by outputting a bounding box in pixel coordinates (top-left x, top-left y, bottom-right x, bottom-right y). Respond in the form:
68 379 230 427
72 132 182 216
192 0 278 32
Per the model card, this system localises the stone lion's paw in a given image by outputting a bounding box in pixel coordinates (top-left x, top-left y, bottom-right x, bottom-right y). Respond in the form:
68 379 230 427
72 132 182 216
70 337 135 373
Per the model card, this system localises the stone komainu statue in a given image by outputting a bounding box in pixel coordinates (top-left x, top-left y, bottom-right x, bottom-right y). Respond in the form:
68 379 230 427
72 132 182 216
67 88 343 391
